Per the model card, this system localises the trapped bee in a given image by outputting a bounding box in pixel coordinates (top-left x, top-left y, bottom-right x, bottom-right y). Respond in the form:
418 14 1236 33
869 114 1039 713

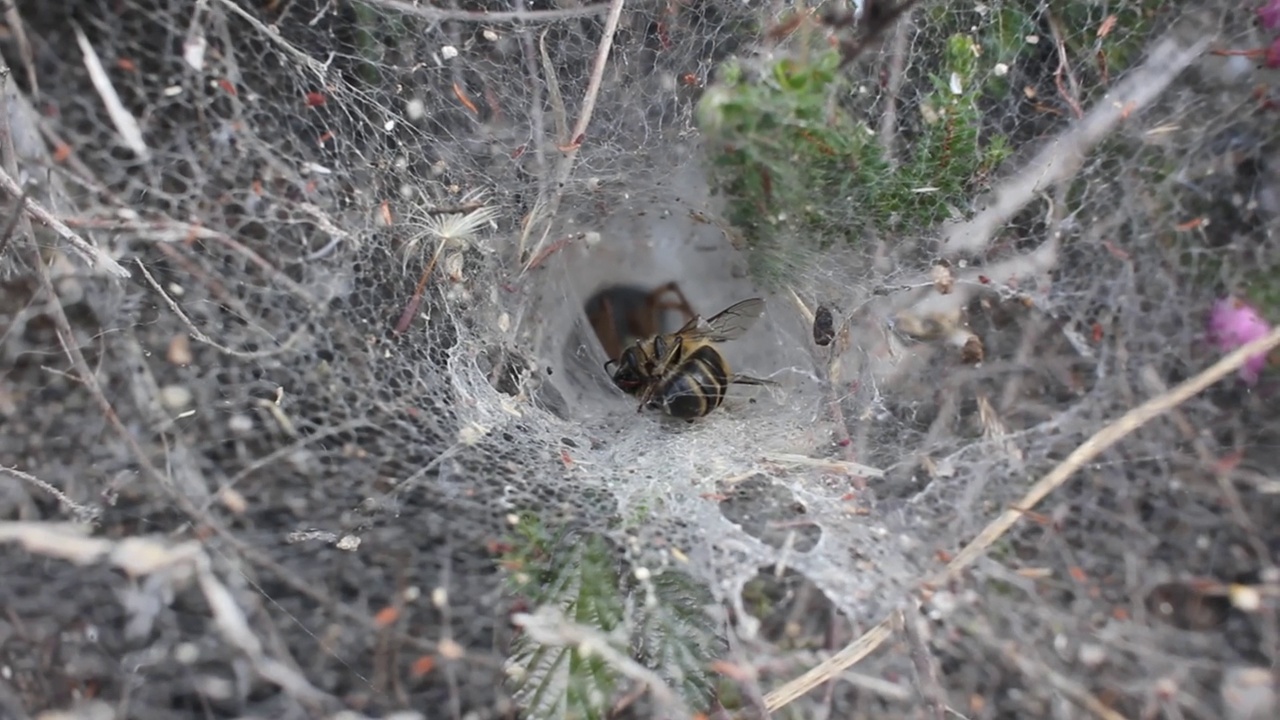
604 297 776 420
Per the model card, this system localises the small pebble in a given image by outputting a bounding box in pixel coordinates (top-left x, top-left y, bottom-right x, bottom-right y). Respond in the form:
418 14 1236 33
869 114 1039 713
159 385 193 411
228 414 254 434
167 334 193 366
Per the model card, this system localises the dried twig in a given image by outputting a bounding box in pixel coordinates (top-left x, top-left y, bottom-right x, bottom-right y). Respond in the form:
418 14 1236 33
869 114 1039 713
897 607 947 720
0 466 100 524
72 23 148 160
364 0 612 23
762 325 1280 710
516 17 551 210
763 618 894 710
2 4 37 99
59 214 315 302
521 0 626 268
212 0 330 80
1046 10 1084 119
826 0 924 70
782 289 861 464
0 183 30 263
0 156 128 278
523 233 579 271
135 259 308 359
940 31 1209 256
938 327 1280 576
875 6 914 166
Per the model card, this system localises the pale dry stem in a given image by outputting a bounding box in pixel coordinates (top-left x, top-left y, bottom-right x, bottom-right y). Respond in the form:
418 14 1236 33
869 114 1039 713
135 259 309 359
0 165 127 278
521 0 627 269
897 607 947 719
72 23 148 160
365 0 612 23
876 7 913 168
939 31 1210 256
212 0 331 80
2 3 37 99
783 287 862 465
0 466 100 524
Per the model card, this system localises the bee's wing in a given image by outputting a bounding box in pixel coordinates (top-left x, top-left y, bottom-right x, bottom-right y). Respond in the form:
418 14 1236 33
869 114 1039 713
681 298 766 342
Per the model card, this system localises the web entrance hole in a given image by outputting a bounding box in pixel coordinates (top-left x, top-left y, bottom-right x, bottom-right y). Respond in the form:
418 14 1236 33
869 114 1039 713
531 167 818 427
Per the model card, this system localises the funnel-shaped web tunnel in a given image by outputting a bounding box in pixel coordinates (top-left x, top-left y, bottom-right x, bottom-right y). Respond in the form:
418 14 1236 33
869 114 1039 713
530 158 823 431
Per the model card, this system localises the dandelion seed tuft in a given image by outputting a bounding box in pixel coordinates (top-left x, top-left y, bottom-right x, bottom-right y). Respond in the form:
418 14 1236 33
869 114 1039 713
400 188 501 274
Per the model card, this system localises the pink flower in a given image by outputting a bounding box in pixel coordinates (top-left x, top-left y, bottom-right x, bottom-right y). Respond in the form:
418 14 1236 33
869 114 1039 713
1261 0 1280 30
1207 296 1272 384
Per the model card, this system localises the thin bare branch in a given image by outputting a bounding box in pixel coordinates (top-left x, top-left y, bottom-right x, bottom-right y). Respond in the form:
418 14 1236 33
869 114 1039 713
876 6 913 167
522 0 626 268
898 607 947 720
365 0 612 23
73 23 149 160
135 259 308 359
2 3 38 99
0 164 129 277
0 466 100 524
940 31 1210 256
212 0 331 79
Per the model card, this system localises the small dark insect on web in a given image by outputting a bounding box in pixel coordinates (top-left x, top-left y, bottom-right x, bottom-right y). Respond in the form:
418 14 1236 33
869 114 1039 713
812 305 836 346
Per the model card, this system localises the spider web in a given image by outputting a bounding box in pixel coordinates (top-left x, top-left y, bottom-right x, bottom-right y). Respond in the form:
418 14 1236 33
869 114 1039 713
1 0 1279 718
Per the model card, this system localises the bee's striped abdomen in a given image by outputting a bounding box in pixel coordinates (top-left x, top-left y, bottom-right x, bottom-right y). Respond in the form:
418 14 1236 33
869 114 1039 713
655 344 731 419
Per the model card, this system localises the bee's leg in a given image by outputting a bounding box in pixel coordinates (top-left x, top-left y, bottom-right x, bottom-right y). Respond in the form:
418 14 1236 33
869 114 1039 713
636 382 658 411
636 374 669 413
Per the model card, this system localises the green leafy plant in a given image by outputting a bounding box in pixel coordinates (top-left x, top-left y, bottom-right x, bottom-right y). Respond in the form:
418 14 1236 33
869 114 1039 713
503 517 627 720
501 515 722 719
697 27 1011 288
630 569 722 707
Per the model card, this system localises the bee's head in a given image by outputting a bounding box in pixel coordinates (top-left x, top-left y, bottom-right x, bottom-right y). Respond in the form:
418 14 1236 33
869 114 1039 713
605 345 646 394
